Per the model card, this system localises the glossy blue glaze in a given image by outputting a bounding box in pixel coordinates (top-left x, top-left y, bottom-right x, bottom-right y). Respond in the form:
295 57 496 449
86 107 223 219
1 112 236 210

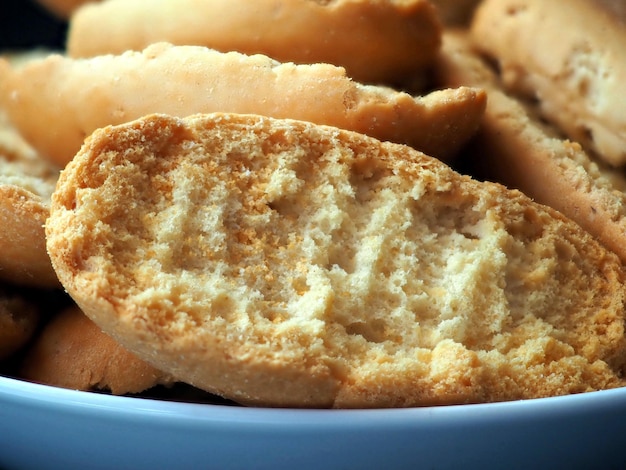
1 376 625 470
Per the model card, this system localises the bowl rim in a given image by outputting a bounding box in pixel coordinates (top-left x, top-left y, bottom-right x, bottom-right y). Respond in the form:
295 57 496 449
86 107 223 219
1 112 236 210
3 374 626 427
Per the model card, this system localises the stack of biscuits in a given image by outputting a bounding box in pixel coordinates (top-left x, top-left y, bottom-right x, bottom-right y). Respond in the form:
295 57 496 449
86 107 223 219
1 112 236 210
1 0 625 408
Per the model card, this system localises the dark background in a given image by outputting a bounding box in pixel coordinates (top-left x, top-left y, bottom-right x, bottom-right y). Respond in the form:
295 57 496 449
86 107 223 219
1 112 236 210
1 0 68 50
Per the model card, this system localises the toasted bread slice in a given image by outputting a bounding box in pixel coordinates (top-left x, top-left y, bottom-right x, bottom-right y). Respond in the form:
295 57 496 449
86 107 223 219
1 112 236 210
46 113 626 408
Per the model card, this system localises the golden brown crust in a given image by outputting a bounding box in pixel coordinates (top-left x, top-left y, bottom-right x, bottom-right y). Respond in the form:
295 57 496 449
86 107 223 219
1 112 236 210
67 0 441 85
46 113 626 408
20 306 174 394
0 44 485 166
471 0 626 166
435 30 626 264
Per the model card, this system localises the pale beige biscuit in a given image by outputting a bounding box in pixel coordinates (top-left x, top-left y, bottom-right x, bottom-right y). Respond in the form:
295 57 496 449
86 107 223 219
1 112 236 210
67 0 441 85
435 30 626 264
20 306 175 395
0 43 486 167
0 285 40 361
471 0 626 167
46 113 626 408
0 109 60 288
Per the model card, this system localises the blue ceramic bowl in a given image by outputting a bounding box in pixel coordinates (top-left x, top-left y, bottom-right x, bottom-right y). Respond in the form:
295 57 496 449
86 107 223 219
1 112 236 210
1 375 625 469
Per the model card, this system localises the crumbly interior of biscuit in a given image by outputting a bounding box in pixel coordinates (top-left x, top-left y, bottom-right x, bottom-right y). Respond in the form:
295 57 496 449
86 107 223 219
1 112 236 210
49 114 626 407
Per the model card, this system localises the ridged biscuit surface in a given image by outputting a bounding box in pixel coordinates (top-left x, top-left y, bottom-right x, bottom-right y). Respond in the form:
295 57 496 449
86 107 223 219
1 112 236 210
47 113 626 408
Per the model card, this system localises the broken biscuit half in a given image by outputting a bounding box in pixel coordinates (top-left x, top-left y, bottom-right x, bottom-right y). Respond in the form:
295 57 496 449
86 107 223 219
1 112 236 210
46 113 626 408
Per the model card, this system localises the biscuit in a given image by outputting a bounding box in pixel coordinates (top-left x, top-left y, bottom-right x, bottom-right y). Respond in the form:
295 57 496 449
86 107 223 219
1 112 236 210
20 306 175 394
435 30 626 264
0 285 41 361
471 0 626 167
46 112 626 408
67 0 441 85
0 108 60 287
0 43 486 167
